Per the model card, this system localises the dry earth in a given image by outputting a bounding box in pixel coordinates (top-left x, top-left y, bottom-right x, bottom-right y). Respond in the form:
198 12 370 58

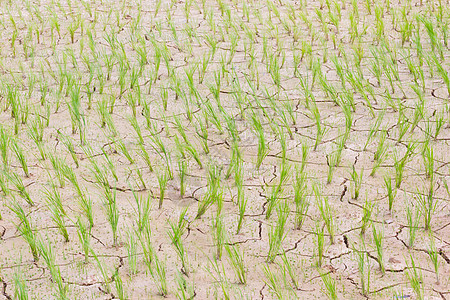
0 0 449 299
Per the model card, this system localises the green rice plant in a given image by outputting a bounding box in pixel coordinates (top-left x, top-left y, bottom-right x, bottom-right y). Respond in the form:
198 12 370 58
194 115 210 154
131 188 151 232
58 132 79 168
396 109 411 144
103 187 119 246
235 161 246 234
178 158 187 197
394 141 416 188
327 132 347 183
176 270 195 300
294 171 309 230
0 171 10 196
213 212 226 260
349 166 363 200
360 196 373 236
252 113 269 169
406 201 420 248
265 185 280 220
126 230 138 275
113 270 127 300
44 184 68 242
0 126 10 168
157 169 169 209
168 208 189 274
311 103 327 150
225 243 246 284
76 217 91 263
300 141 309 173
114 138 134 164
279 252 298 290
137 222 154 273
129 115 144 145
372 224 385 274
91 249 112 293
422 142 434 180
267 200 289 263
371 134 388 177
8 172 33 205
363 109 385 150
37 239 69 299
315 185 335 244
432 111 445 140
320 271 337 300
427 231 440 283
196 164 221 219
185 143 203 169
384 176 396 211
315 221 325 267
11 139 29 177
137 143 153 172
263 264 284 299
48 152 67 188
100 148 118 182
405 254 423 300
13 265 29 300
151 252 168 296
355 243 370 298
7 197 39 260
415 187 437 231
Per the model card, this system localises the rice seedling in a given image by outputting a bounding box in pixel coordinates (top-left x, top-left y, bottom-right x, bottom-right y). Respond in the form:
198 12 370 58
267 200 289 263
0 126 10 168
225 243 246 285
90 249 112 293
151 252 168 297
314 184 335 244
320 271 338 300
393 140 416 188
44 184 69 242
8 172 33 206
263 264 285 299
315 221 325 267
114 138 134 164
294 171 309 230
37 238 69 299
103 187 120 246
427 231 440 284
406 254 424 300
384 176 396 211
415 186 437 231
13 265 29 300
7 197 39 260
251 112 269 169
58 131 79 168
11 139 29 177
279 252 298 290
372 223 385 274
76 217 91 263
157 169 169 209
168 208 189 274
406 201 420 248
196 163 221 219
113 270 127 300
355 241 370 298
360 195 374 236
349 166 363 200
